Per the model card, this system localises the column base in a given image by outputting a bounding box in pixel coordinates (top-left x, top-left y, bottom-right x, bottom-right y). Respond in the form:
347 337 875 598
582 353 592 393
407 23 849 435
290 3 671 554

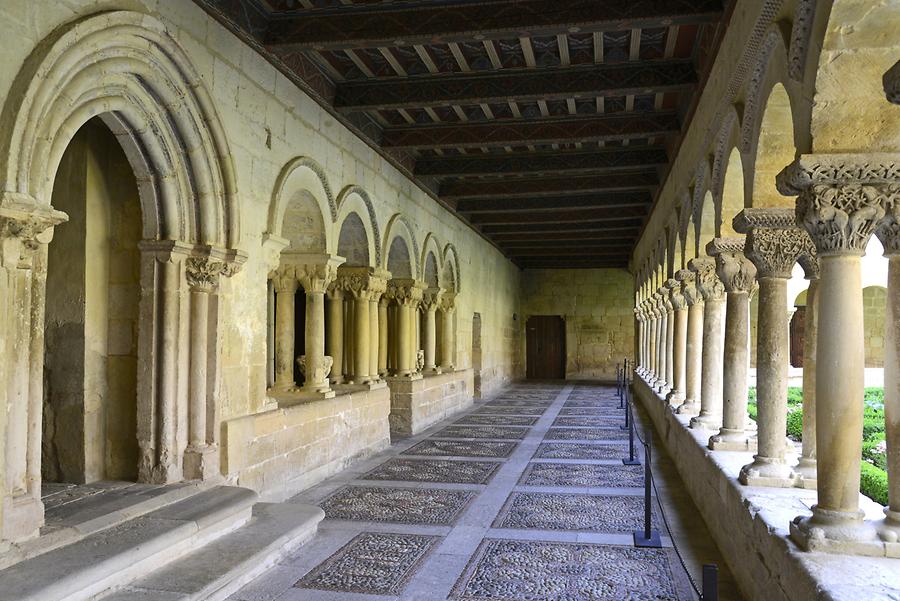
676 400 700 415
665 390 685 408
708 428 755 452
425 366 442 375
790 506 881 555
654 381 670 395
877 510 900 546
340 380 388 391
793 457 818 489
689 411 721 430
297 387 337 400
1 493 43 542
738 456 797 487
183 443 221 480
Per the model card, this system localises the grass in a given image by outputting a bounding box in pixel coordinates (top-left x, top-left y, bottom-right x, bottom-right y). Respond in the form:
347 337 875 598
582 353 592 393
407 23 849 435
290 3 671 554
747 386 887 506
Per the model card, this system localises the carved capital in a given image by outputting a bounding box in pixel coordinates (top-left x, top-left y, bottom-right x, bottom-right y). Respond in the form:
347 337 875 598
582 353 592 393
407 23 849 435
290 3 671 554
734 208 816 279
885 59 900 105
676 269 701 306
707 237 757 293
665 278 685 311
689 256 725 302
876 197 900 256
385 278 426 306
297 262 339 293
657 286 673 313
440 291 457 313
186 257 228 293
422 287 444 310
777 154 900 255
0 204 67 267
270 267 298 294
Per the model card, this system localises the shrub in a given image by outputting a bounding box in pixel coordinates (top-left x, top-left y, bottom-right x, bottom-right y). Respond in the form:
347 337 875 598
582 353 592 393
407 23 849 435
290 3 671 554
787 387 804 407
863 434 888 472
747 401 757 422
786 409 803 440
865 388 885 409
860 461 889 506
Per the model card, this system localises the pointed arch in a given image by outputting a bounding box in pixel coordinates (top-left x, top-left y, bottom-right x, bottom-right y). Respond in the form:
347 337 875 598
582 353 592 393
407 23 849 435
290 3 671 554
0 11 238 248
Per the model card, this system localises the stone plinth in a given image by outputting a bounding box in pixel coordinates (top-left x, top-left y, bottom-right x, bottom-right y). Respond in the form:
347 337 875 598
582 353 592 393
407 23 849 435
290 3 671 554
222 389 390 501
386 369 474 437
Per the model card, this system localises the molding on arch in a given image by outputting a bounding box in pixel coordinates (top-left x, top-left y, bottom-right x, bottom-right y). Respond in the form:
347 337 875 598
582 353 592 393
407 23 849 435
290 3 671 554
269 156 338 229
0 10 239 249
420 232 444 287
739 23 792 154
382 213 420 278
788 0 817 81
336 184 381 267
442 243 461 293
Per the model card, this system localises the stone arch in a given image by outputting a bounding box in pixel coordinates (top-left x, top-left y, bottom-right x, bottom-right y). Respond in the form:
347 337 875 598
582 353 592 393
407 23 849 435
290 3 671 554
748 82 798 208
382 213 420 278
0 11 238 248
335 185 380 267
336 213 371 267
442 244 461 293
699 190 717 251
805 0 900 153
267 157 334 255
420 233 443 287
740 24 793 154
719 147 746 236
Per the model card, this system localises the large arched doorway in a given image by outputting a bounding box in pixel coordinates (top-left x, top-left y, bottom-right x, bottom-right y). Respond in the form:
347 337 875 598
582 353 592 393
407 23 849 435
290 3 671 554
43 118 142 484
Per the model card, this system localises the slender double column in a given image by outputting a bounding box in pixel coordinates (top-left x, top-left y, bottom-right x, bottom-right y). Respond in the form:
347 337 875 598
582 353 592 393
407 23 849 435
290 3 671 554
876 183 900 540
735 208 817 487
636 306 646 376
386 278 426 378
690 256 726 430
440 292 457 372
422 287 444 373
778 153 894 550
654 290 670 393
648 293 661 385
378 297 389 376
666 275 688 407
271 272 299 392
795 256 820 486
708 237 757 452
677 269 704 415
337 266 388 387
326 286 344 385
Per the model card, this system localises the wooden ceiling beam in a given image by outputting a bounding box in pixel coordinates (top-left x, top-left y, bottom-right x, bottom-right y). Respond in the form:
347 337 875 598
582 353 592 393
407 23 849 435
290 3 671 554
456 191 651 213
334 60 695 111
481 221 644 234
443 172 657 200
471 208 646 226
382 112 680 149
518 259 628 269
264 0 723 50
499 238 634 248
506 247 631 257
416 147 667 178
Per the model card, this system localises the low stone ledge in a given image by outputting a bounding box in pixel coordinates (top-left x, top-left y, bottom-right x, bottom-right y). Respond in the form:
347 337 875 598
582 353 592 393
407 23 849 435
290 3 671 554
386 368 474 437
633 376 900 601
222 388 390 501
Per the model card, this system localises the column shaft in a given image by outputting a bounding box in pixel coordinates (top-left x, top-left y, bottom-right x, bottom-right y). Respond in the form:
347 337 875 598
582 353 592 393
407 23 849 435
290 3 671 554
796 279 819 483
353 295 371 383
188 289 209 447
680 300 704 414
883 255 900 529
273 280 297 391
710 290 751 449
369 298 379 381
397 303 412 375
326 292 343 384
378 300 388 376
692 297 725 429
425 308 437 371
304 289 328 391
669 304 687 404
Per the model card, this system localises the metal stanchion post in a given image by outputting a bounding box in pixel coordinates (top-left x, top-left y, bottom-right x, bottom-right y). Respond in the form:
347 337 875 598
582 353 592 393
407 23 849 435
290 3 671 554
633 437 662 548
702 564 719 601
622 395 640 466
620 392 630 430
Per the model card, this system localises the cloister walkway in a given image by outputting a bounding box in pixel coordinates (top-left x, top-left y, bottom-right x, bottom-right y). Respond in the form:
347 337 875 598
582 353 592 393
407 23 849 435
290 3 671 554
228 382 741 601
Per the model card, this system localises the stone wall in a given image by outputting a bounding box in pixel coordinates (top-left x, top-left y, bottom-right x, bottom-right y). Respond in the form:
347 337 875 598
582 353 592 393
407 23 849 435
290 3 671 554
222 388 390 501
520 269 634 380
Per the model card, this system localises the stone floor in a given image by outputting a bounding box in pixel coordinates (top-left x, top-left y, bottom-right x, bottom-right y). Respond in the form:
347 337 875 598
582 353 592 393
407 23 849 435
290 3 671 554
227 382 743 601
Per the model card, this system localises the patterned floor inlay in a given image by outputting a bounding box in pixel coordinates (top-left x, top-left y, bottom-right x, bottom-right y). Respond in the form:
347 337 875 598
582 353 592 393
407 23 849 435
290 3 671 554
519 462 643 487
455 414 539 427
474 405 546 415
450 538 689 601
493 492 657 532
544 427 630 441
319 486 477 525
564 400 621 408
552 416 622 428
362 458 502 484
403 439 519 458
558 407 615 416
432 425 529 440
296 532 440 595
533 442 627 460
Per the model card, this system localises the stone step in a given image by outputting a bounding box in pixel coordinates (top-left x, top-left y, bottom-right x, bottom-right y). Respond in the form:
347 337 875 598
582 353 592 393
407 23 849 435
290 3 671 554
0 485 258 601
98 503 325 601
1 481 216 570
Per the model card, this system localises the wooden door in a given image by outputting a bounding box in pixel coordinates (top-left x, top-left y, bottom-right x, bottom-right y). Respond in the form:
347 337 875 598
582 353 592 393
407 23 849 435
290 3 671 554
790 306 805 367
526 316 566 379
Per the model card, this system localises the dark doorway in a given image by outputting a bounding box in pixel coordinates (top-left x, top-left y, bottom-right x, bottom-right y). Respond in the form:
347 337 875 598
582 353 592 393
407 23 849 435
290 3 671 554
526 316 566 379
790 306 805 367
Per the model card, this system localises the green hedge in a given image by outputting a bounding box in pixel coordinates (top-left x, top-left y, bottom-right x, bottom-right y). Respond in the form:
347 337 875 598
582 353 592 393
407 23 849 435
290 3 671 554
861 461 889 506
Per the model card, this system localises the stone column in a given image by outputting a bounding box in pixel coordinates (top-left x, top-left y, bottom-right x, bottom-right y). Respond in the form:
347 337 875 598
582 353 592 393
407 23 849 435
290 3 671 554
635 306 646 376
326 285 344 385
386 279 425 378
367 269 389 384
647 295 660 385
422 288 443 373
378 297 389 376
440 293 457 372
690 257 726 430
338 267 376 386
666 275 688 407
184 256 228 479
678 270 703 415
655 289 671 394
876 193 900 540
735 209 816 487
795 258 819 486
778 153 895 550
270 270 298 392
708 237 757 451
297 257 342 396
